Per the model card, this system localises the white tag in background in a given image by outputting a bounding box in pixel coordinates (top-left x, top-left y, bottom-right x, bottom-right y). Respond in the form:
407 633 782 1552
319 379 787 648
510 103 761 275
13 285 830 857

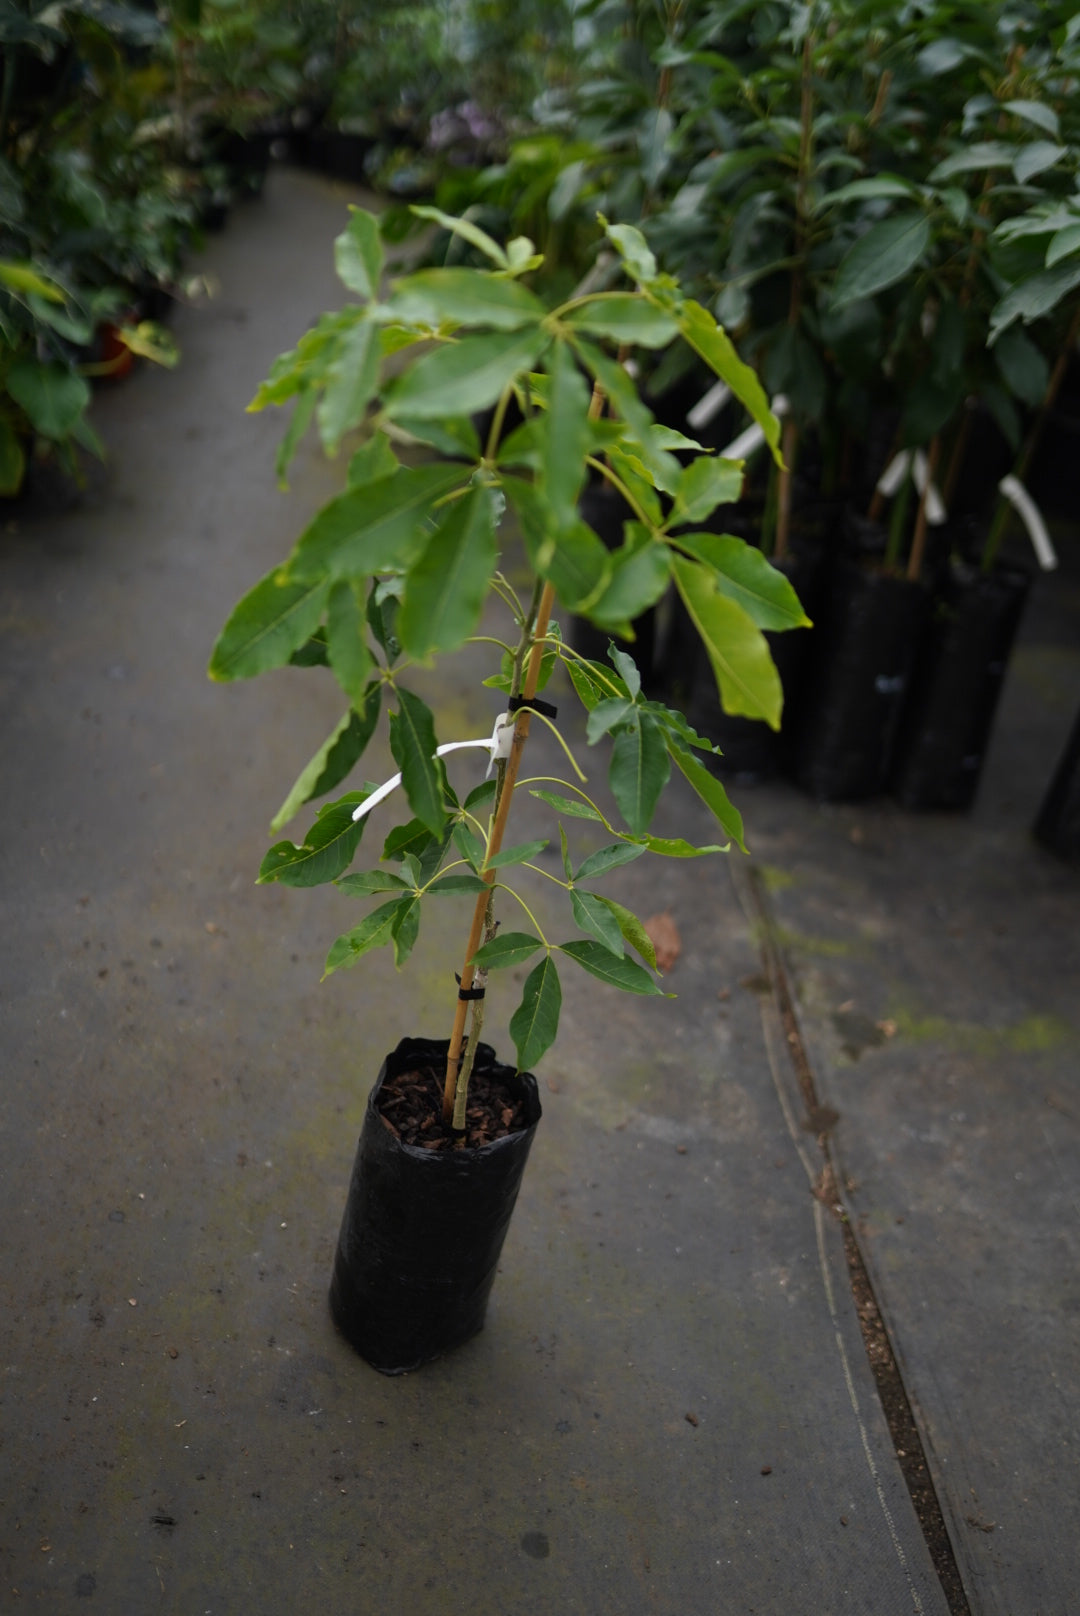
875 449 946 525
999 475 1059 570
687 379 732 431
717 394 788 463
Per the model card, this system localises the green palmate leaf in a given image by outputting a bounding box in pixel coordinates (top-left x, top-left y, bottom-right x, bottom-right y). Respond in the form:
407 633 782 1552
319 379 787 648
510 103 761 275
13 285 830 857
510 955 562 1069
472 932 545 970
427 873 489 894
260 792 368 887
6 360 90 439
670 457 744 525
326 580 374 703
587 527 672 633
287 463 467 583
596 895 657 969
209 569 328 681
601 220 657 283
671 533 811 632
399 486 499 659
669 740 746 852
585 696 633 743
390 893 421 966
610 713 671 834
831 214 930 310
409 205 509 268
384 267 544 330
0 422 26 496
317 319 380 454
323 897 403 978
570 889 624 956
989 259 1080 343
389 688 445 836
503 476 612 611
270 686 381 830
565 295 677 348
276 388 316 487
558 939 664 995
348 432 399 487
335 207 383 300
539 339 592 527
484 838 549 870
575 841 647 881
530 789 604 822
673 301 781 460
672 556 782 729
382 328 548 421
336 869 410 895
993 326 1050 408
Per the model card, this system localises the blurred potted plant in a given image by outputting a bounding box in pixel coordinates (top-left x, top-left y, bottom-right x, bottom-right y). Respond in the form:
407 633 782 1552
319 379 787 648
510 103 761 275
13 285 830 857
209 203 804 1373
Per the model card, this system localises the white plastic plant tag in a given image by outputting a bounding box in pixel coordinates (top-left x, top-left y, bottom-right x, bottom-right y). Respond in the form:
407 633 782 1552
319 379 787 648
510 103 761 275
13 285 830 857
686 379 731 431
717 394 787 463
912 449 947 525
999 475 1058 570
876 449 912 498
352 722 511 821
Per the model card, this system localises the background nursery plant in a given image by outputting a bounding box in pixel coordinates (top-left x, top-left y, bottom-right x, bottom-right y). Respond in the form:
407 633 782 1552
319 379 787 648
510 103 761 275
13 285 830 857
209 204 805 1370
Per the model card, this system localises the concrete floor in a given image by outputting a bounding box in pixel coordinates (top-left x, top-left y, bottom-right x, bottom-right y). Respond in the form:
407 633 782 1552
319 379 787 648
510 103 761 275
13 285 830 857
1 167 1077 1613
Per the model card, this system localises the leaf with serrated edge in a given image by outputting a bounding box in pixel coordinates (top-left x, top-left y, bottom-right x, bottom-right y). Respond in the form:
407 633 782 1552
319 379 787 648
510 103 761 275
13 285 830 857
209 569 328 682
669 740 746 851
318 319 379 454
574 841 647 881
484 838 549 871
571 889 624 955
326 581 374 703
510 956 562 1069
609 713 671 834
270 687 380 830
530 790 603 821
383 329 547 422
472 932 545 970
427 873 489 894
390 689 446 835
558 939 665 995
259 792 368 887
324 898 402 977
337 870 410 895
596 896 657 969
391 894 421 966
672 533 811 631
335 208 383 300
287 463 467 584
399 486 498 658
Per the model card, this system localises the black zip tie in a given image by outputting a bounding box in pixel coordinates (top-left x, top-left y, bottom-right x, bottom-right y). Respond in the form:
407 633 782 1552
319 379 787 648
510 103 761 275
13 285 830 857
455 973 486 1001
508 694 559 720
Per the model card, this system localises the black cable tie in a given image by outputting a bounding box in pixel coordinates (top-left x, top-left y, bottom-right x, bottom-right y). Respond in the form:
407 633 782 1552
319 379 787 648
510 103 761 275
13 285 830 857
508 694 559 720
455 973 486 1001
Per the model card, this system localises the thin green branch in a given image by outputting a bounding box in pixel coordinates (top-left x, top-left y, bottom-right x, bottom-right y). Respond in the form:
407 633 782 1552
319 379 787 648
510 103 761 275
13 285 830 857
490 883 550 946
524 710 588 781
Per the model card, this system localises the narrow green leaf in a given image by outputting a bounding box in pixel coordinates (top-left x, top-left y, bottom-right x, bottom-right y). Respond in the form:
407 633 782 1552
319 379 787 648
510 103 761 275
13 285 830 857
472 932 545 970
672 555 782 729
560 823 572 880
326 580 374 703
270 687 381 830
566 658 615 711
570 890 624 956
831 214 930 310
323 898 403 977
673 302 781 461
530 789 603 821
399 486 499 658
929 143 1016 183
1013 142 1066 185
1046 224 1080 269
389 688 446 835
385 267 544 329
391 894 421 966
669 740 747 852
539 339 591 527
453 821 486 870
383 818 436 864
336 870 410 895
568 338 679 488
586 529 672 631
586 696 633 744
565 296 677 348
596 896 657 969
671 457 744 525
0 259 65 300
409 205 510 268
609 645 641 698
1004 100 1060 139
427 873 489 894
275 388 316 487
287 463 467 583
989 259 1080 343
993 327 1050 408
510 956 562 1069
335 208 383 300
484 838 549 871
464 778 497 811
601 220 657 283
816 176 917 209
6 360 89 439
503 475 612 612
347 431 399 487
635 834 723 857
672 533 811 631
574 841 647 881
383 328 547 421
610 713 671 834
317 319 379 454
209 569 329 681
392 414 481 459
558 939 664 995
259 792 368 887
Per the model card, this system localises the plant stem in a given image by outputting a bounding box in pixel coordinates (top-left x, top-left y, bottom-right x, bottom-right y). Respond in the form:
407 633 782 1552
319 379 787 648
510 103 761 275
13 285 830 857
906 435 941 584
442 580 557 1124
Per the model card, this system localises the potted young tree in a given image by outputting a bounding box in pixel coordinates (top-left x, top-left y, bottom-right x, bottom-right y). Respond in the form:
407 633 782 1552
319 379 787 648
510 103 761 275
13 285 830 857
209 203 803 1374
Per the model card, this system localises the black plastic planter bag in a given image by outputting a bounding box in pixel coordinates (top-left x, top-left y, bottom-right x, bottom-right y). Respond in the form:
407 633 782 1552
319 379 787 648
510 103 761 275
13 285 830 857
891 562 1030 810
329 1036 542 1374
1034 701 1080 860
791 560 929 802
